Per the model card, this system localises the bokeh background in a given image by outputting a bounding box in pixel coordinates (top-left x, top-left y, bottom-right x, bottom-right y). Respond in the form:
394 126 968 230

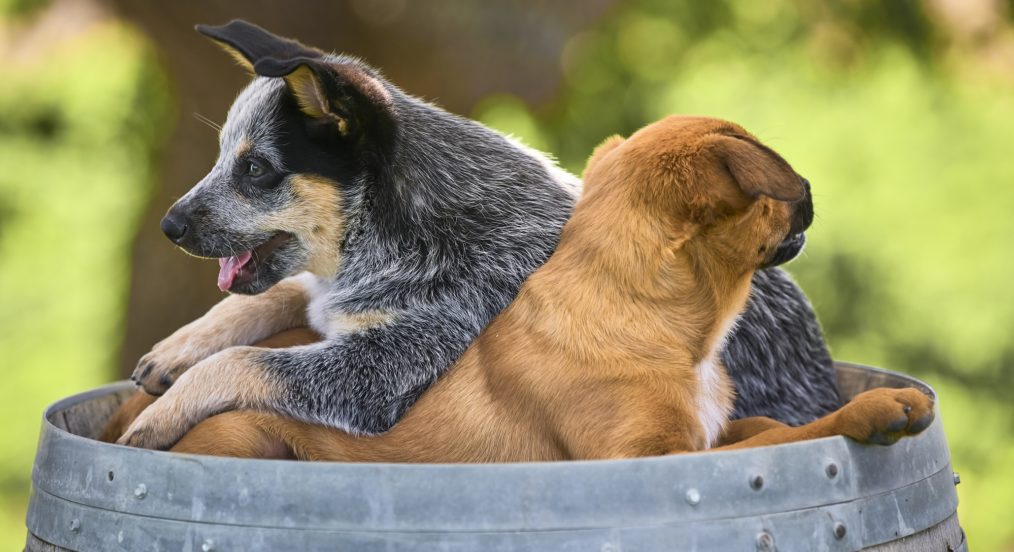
2 0 1012 548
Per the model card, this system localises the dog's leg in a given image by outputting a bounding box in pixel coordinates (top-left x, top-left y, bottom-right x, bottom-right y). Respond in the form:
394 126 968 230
101 328 321 443
167 381 521 463
132 273 318 395
169 410 392 461
706 387 935 451
118 346 280 449
171 411 296 459
714 417 788 446
118 303 482 450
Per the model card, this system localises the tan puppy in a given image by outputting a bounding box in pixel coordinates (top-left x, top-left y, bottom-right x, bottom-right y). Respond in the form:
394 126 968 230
105 116 933 460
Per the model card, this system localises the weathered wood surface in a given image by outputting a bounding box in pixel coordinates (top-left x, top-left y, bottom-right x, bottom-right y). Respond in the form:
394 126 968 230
865 513 966 551
48 390 132 440
25 533 65 552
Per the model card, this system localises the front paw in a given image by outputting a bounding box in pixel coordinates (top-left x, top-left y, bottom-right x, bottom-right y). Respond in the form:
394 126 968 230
132 350 191 395
116 405 190 451
132 332 216 395
835 387 935 445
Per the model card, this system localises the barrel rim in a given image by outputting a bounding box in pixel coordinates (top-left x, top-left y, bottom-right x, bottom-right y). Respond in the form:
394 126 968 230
37 360 938 469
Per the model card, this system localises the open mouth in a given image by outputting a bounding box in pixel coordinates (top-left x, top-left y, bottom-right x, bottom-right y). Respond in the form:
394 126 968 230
216 232 293 292
762 232 806 269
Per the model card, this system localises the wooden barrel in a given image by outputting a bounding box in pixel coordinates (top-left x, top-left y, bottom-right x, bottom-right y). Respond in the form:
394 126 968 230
25 362 966 551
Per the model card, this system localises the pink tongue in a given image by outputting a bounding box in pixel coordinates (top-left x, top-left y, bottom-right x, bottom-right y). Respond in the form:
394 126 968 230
217 251 253 292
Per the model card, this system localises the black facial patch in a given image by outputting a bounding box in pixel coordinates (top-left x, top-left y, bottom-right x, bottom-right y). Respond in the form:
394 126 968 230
226 90 364 206
273 92 363 184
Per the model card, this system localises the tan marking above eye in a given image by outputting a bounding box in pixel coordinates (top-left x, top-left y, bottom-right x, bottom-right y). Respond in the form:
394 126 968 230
235 138 253 158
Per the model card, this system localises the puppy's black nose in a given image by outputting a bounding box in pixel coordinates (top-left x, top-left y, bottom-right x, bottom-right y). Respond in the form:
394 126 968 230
160 211 188 243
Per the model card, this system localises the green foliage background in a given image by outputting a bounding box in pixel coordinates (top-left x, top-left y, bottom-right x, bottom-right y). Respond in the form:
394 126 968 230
0 20 169 545
2 0 1012 548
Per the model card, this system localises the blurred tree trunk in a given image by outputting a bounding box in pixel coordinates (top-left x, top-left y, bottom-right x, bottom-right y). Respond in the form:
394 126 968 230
107 0 614 376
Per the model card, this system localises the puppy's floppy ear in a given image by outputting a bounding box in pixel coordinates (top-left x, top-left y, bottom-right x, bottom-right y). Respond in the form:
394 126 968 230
711 134 804 202
196 20 322 74
196 20 393 138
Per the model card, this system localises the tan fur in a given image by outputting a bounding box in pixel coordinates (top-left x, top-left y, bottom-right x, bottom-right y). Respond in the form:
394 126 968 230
110 116 933 461
328 310 396 334
713 387 933 449
101 328 321 443
117 346 280 448
235 137 252 158
266 175 346 279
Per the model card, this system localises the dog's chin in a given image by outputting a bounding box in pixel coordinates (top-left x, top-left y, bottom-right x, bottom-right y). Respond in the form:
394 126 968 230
761 232 806 269
229 253 301 295
227 268 284 295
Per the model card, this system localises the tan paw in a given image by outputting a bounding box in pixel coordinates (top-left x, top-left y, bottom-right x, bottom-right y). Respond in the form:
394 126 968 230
120 352 256 450
115 399 192 451
131 329 220 395
834 387 935 445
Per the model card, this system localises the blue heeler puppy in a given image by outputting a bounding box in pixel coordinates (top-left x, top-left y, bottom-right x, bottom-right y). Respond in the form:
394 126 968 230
118 20 837 449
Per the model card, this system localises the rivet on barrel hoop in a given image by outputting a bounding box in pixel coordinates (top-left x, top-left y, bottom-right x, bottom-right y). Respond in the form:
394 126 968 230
685 488 701 505
825 462 839 479
755 531 775 551
749 474 764 491
68 518 81 534
833 522 847 540
133 483 147 499
202 538 216 551
953 472 961 485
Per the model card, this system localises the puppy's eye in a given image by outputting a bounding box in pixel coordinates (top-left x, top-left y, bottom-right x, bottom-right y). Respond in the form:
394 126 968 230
247 160 265 177
237 157 279 191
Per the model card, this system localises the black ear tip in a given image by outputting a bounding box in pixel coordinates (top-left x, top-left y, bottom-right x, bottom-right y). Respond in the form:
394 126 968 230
194 22 228 39
253 57 300 78
194 19 256 37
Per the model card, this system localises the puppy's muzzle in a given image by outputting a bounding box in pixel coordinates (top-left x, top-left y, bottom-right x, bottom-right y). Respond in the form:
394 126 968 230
761 177 813 269
763 232 806 268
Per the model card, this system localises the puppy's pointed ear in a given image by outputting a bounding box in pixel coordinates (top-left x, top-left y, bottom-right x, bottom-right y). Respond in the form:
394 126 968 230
196 20 322 74
712 134 804 202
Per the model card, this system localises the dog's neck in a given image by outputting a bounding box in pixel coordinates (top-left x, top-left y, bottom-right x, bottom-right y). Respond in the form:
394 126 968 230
520 196 757 365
